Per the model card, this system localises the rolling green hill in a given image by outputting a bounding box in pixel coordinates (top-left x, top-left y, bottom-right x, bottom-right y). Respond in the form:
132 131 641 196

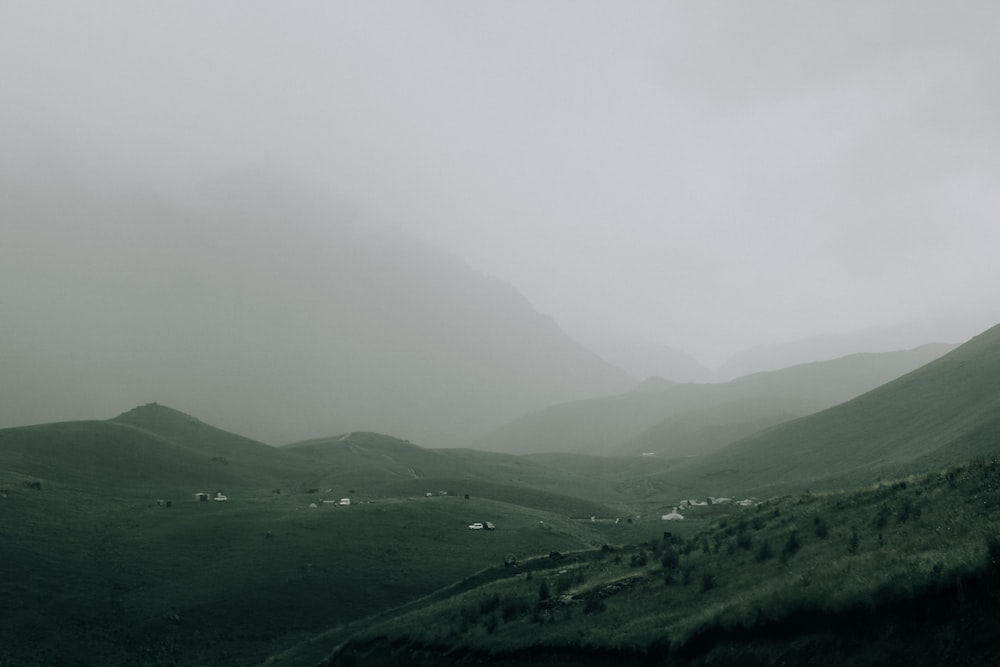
476 344 955 456
282 431 473 489
668 322 1000 496
0 405 667 666
0 403 307 494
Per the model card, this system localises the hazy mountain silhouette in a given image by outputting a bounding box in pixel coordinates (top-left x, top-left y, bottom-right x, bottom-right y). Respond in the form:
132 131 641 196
714 319 988 380
678 321 1000 495
475 343 955 455
574 334 713 383
0 172 631 445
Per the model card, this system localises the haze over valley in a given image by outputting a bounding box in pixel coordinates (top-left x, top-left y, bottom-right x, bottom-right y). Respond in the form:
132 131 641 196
2 2 999 665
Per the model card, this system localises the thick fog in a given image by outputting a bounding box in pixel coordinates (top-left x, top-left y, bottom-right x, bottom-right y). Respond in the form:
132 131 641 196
1 2 998 438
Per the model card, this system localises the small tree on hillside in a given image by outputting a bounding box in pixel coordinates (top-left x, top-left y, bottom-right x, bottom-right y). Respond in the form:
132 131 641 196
780 530 801 563
756 538 774 562
538 579 550 602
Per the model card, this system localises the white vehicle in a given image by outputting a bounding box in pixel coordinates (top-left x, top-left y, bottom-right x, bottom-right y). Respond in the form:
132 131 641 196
468 522 484 530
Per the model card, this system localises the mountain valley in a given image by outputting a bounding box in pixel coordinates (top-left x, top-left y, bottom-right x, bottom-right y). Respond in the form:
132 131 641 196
2 323 999 665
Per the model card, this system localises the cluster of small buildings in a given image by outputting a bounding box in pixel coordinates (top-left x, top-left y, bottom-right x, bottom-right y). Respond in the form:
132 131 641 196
194 491 228 502
309 497 351 508
662 496 758 520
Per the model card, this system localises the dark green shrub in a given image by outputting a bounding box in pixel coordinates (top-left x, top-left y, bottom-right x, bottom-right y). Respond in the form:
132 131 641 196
460 604 479 624
584 596 606 614
700 572 716 593
651 540 663 558
479 593 501 616
501 597 529 621
661 548 679 571
484 613 499 634
781 530 801 562
538 580 550 601
756 539 773 562
897 499 919 523
813 516 828 538
736 531 753 550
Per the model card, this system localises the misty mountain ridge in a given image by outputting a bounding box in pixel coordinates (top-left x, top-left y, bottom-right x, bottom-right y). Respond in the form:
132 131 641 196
671 321 1000 495
476 343 956 456
576 334 714 384
713 317 991 380
580 319 985 385
2 147 988 449
0 171 631 445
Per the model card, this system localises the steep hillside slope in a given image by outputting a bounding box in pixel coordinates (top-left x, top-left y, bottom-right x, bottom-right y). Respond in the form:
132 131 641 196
676 322 1000 495
0 176 630 445
302 460 1000 667
477 344 954 456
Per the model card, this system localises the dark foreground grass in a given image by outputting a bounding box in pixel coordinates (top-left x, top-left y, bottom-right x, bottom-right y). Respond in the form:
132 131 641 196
0 482 607 666
317 458 1000 666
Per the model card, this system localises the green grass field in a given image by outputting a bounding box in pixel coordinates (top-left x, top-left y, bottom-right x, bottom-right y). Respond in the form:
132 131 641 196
1 472 631 666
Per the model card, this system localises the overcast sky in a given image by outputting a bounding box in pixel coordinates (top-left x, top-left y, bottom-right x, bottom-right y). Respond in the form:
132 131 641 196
2 1 997 366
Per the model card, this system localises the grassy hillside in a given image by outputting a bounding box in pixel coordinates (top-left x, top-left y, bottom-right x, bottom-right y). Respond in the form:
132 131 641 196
0 403 307 494
306 458 1000 667
477 344 954 456
670 323 1000 496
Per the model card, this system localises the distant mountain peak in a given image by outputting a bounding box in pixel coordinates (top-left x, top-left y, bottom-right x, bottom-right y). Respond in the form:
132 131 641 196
283 431 420 451
113 402 203 426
